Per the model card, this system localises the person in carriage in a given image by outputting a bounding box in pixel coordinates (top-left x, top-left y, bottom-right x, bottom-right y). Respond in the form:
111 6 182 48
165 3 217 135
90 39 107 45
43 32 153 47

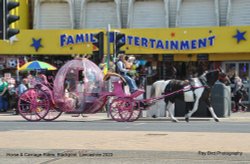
116 53 139 94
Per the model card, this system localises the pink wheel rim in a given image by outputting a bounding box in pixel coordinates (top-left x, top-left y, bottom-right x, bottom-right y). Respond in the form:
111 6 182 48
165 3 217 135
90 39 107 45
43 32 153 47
18 88 50 121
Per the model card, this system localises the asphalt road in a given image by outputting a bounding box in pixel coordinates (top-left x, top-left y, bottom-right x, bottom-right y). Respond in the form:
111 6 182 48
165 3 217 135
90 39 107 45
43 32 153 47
0 121 250 133
0 120 250 133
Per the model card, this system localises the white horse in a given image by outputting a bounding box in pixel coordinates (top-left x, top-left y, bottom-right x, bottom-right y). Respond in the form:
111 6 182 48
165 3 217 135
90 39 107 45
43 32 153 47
150 69 230 122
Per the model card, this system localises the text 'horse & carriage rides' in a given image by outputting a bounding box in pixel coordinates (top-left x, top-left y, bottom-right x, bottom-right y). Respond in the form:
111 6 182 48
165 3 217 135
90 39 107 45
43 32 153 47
17 58 146 122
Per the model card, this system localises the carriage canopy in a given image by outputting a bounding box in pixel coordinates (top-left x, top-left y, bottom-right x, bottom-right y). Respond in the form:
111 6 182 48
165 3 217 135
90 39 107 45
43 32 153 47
53 58 104 112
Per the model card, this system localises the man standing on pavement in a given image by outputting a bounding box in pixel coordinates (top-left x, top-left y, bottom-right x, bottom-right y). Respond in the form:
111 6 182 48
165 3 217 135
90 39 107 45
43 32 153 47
13 78 29 115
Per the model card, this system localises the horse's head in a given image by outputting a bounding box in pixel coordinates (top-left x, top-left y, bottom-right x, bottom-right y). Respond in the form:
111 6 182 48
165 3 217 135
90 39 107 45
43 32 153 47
203 68 230 86
215 68 231 85
218 72 231 86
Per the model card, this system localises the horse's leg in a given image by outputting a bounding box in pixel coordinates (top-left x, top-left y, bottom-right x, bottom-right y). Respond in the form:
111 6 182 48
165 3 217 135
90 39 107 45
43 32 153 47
166 101 178 122
185 99 200 122
201 89 220 122
207 106 219 122
185 88 204 122
200 88 220 122
204 98 219 122
186 98 219 122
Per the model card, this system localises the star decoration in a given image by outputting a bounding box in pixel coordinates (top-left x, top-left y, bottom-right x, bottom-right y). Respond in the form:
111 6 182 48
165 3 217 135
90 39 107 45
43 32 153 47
171 32 175 38
93 45 98 50
31 38 43 51
233 30 247 44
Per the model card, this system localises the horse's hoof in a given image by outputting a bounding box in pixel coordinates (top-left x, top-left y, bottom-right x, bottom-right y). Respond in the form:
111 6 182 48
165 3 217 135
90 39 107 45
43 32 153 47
172 119 179 123
215 118 219 122
185 117 189 122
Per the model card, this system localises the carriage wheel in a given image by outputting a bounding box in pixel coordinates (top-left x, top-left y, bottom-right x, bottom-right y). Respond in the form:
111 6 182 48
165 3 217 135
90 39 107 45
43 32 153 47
127 101 142 122
109 97 134 122
18 88 50 121
43 107 63 121
109 98 124 122
119 98 135 121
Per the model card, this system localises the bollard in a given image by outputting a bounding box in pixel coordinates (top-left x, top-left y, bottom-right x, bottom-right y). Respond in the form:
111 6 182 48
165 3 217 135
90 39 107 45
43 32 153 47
211 83 231 117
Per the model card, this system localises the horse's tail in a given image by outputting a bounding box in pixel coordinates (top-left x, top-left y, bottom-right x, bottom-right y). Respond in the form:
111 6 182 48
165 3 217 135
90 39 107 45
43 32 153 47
150 82 156 98
150 80 167 98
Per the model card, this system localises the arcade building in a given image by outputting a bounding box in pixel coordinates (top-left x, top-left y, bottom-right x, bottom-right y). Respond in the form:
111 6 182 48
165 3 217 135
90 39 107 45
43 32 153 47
1 0 250 104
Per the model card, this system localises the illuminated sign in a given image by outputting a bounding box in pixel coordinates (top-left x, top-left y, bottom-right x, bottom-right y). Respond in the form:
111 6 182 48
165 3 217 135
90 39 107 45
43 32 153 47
1 26 250 55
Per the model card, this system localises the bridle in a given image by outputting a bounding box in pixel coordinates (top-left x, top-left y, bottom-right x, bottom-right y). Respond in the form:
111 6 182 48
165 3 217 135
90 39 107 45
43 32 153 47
218 72 230 84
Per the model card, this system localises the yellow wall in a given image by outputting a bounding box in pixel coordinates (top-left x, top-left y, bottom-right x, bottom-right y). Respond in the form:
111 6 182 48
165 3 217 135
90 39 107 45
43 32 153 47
161 53 250 61
11 0 30 29
0 29 104 54
209 53 250 61
119 26 250 54
1 26 250 61
18 0 30 29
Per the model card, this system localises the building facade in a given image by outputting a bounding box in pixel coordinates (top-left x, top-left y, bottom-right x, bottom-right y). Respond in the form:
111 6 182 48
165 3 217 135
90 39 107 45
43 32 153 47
1 0 250 103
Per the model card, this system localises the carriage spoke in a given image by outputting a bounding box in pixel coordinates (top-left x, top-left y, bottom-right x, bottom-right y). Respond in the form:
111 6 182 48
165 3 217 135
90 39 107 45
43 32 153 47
109 98 126 122
109 97 135 122
18 88 50 121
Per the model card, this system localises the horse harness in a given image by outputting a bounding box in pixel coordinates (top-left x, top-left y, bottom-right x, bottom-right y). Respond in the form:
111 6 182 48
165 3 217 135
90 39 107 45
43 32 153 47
163 78 207 102
184 74 211 100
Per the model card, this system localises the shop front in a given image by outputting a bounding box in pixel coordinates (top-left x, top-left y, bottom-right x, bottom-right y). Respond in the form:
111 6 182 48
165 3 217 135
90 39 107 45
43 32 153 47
1 26 250 103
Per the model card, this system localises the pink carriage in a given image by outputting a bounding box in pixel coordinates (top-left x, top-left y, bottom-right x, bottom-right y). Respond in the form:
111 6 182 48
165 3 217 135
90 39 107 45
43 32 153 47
17 58 146 122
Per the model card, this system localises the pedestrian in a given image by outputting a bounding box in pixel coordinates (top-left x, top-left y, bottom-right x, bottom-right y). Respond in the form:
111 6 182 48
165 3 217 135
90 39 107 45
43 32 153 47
17 78 28 96
13 78 29 115
232 76 248 112
36 70 49 85
27 70 35 88
0 77 9 112
165 62 177 80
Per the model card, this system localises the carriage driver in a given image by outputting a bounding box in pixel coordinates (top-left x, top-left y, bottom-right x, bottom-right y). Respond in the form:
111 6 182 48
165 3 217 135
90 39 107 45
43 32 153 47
116 53 138 93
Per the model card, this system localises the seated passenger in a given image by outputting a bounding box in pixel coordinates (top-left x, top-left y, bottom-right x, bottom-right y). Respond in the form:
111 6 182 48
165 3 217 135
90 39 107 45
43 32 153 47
116 53 138 93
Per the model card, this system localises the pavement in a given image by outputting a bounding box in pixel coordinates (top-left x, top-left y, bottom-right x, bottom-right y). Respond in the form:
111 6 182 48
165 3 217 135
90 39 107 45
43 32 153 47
0 111 250 163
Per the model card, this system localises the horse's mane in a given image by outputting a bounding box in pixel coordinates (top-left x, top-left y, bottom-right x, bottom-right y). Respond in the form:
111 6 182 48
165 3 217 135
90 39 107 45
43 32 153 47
199 71 208 81
199 69 220 87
